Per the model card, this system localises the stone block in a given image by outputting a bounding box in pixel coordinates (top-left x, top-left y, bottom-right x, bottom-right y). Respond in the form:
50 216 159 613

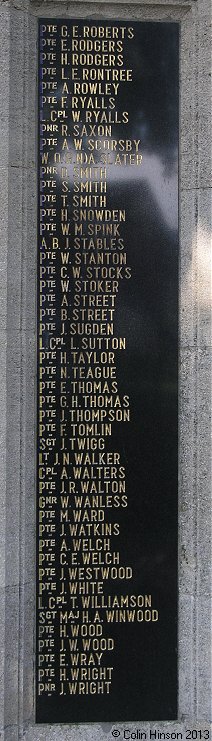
180 189 211 349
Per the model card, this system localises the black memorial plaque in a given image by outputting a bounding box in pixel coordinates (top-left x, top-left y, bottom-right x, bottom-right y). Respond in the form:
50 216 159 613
37 20 179 723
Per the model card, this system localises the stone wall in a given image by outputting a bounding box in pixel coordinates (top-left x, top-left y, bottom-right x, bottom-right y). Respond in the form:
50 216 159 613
0 0 211 739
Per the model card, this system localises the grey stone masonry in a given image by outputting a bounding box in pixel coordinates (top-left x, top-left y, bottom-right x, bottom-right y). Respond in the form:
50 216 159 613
0 0 211 739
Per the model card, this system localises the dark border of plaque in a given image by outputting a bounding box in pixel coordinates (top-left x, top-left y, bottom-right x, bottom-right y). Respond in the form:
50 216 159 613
36 19 179 723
